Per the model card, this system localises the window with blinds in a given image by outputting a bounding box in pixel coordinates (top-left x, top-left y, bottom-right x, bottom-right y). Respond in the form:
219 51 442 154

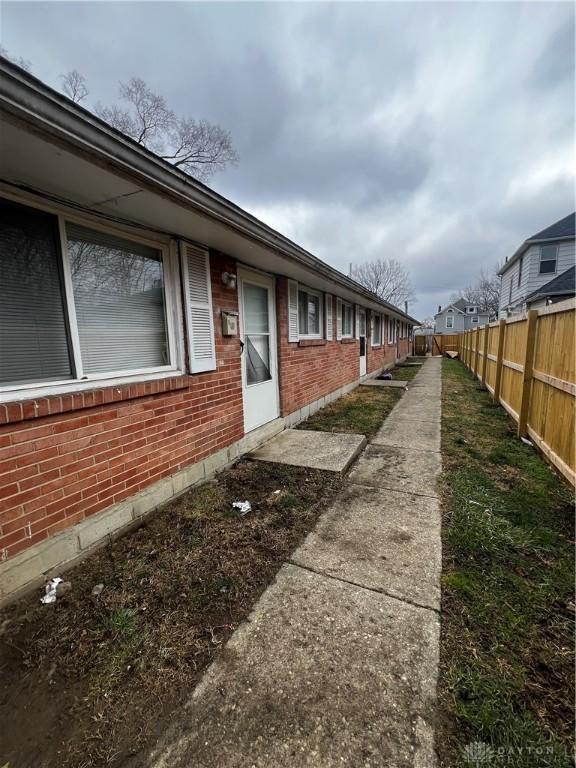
67 224 169 374
0 200 73 385
0 198 177 392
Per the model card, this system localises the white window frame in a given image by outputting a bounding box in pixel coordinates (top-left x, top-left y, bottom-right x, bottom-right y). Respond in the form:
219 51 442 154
387 315 397 344
446 315 454 329
466 306 476 314
341 301 354 338
371 314 382 347
298 286 324 340
0 194 184 403
471 317 479 324
539 245 558 275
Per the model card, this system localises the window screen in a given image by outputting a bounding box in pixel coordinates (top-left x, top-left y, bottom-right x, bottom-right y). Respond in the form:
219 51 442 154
67 224 169 374
0 201 73 385
298 289 321 336
342 303 353 336
372 315 381 345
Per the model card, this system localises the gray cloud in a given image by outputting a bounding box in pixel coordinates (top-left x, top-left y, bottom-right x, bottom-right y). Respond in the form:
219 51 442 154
2 1 574 320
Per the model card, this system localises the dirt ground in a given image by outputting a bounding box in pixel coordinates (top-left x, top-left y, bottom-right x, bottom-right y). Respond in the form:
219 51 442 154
0 460 343 768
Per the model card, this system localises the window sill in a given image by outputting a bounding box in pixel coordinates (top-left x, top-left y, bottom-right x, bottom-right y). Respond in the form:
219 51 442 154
298 339 326 347
340 338 356 344
0 373 189 426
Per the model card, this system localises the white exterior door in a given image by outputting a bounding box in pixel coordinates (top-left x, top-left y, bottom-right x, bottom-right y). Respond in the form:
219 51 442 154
239 268 279 433
359 309 367 376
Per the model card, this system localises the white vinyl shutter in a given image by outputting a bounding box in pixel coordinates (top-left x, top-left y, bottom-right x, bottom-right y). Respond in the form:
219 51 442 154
336 298 343 340
180 242 216 373
325 294 333 340
288 280 299 341
355 304 361 339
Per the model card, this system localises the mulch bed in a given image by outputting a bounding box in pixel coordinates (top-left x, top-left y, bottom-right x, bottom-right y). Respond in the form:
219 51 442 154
0 460 343 768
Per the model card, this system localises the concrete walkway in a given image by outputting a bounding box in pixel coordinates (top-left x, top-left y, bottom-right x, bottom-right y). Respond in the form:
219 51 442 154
149 358 442 768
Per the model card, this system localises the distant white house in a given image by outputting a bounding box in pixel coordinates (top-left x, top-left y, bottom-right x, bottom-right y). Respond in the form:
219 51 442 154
498 213 575 317
434 299 491 334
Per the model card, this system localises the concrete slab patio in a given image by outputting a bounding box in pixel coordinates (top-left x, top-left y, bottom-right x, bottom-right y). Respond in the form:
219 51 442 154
361 379 409 388
246 428 366 473
150 358 442 768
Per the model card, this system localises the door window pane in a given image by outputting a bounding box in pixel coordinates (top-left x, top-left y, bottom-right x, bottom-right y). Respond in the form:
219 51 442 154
67 224 169 374
246 335 271 385
244 283 269 334
0 201 72 385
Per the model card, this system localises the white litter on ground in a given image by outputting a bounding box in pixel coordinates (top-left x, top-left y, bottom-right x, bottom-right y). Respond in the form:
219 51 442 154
40 577 63 604
232 501 252 516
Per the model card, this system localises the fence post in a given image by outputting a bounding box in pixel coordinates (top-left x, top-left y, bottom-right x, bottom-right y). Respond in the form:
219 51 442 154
474 329 480 379
518 310 538 438
493 319 506 403
481 324 489 387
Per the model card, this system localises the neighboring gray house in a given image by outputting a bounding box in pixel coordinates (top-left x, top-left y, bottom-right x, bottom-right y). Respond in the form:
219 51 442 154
434 299 491 333
498 213 575 317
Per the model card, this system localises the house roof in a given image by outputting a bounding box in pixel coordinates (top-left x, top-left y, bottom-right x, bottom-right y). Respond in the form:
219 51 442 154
0 58 420 324
498 213 576 276
528 213 575 242
525 266 576 304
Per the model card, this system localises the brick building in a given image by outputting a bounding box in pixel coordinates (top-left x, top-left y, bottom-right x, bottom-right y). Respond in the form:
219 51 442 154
0 61 417 602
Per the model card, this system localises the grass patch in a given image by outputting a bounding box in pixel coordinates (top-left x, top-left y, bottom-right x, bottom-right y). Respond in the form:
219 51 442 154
295 386 402 437
390 363 421 381
0 460 342 768
438 359 575 768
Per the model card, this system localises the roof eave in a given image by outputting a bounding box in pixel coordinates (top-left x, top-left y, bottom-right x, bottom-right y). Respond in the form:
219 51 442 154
0 59 420 324
497 235 575 276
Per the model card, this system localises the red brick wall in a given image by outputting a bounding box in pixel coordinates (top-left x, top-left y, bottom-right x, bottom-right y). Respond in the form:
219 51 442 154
0 252 244 561
366 314 410 374
277 281 365 415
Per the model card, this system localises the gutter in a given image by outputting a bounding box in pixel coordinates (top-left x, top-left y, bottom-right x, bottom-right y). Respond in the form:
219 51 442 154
0 59 419 325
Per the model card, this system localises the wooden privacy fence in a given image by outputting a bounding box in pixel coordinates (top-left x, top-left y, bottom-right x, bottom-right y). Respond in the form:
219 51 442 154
458 299 575 486
432 334 460 356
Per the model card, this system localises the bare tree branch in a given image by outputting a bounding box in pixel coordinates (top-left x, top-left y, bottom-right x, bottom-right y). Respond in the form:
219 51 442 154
60 70 89 103
351 257 415 308
94 77 238 182
451 265 501 315
0 46 32 72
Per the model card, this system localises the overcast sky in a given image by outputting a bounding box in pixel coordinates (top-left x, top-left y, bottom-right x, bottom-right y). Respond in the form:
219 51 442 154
2 1 574 319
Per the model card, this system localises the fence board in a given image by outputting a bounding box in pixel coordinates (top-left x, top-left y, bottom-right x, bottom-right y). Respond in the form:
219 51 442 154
454 299 575 485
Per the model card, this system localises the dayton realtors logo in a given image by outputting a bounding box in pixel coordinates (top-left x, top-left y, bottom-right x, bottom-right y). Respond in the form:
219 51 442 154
462 741 564 765
463 742 495 766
